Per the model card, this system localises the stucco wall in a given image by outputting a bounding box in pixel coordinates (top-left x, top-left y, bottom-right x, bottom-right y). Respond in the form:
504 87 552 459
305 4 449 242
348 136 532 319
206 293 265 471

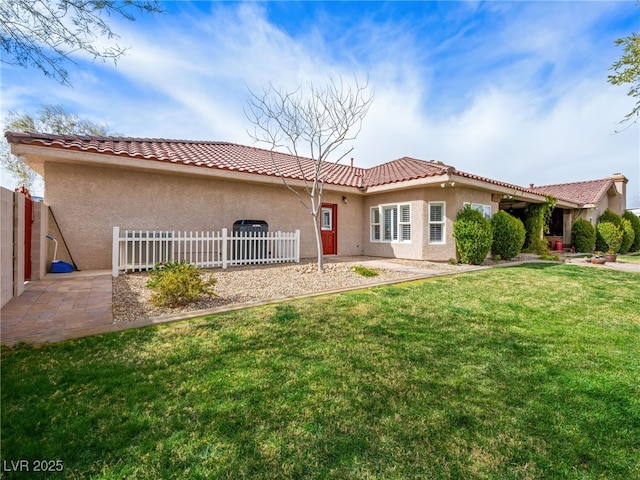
362 185 498 262
1 188 15 307
31 202 48 280
363 187 428 260
44 162 364 269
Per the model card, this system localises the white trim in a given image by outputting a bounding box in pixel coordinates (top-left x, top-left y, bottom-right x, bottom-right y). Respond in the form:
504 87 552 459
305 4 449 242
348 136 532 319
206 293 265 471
428 201 446 244
370 203 411 243
464 202 492 219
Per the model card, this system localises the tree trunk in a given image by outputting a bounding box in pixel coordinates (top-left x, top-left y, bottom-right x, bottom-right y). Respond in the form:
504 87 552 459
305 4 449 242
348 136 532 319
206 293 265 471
312 213 324 272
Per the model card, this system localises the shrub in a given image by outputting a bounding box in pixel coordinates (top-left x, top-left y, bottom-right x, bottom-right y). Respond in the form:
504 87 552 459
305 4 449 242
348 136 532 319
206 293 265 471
523 196 556 255
619 218 635 254
453 205 493 265
571 218 596 253
490 210 526 260
596 209 622 251
598 209 622 225
596 222 623 254
146 261 217 307
623 211 640 251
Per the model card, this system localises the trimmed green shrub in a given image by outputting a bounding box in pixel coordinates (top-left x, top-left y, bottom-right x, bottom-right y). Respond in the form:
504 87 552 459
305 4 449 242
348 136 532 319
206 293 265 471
619 218 635 254
596 222 623 254
490 210 526 260
571 218 596 253
146 261 217 307
596 209 622 251
453 205 493 265
623 211 640 251
598 209 622 225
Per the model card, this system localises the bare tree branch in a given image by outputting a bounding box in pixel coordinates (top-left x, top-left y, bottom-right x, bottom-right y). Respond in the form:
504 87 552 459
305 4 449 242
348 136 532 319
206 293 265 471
0 0 163 85
246 76 374 271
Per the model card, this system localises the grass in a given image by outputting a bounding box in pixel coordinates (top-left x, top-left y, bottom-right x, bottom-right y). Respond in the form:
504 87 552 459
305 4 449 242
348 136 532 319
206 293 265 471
617 253 640 264
2 264 639 479
351 264 379 277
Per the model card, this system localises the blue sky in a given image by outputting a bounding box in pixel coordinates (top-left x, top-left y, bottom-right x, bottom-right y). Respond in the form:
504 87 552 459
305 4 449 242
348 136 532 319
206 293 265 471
1 1 639 206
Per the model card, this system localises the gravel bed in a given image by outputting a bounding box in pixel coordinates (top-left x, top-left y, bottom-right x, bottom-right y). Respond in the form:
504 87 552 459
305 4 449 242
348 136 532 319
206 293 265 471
112 259 436 323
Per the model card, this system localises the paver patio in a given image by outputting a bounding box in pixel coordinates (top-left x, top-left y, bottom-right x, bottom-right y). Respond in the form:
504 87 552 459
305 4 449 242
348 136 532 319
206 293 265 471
1 271 113 345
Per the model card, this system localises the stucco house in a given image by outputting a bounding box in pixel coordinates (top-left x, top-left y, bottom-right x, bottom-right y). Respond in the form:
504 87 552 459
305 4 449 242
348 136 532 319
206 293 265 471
5 131 628 274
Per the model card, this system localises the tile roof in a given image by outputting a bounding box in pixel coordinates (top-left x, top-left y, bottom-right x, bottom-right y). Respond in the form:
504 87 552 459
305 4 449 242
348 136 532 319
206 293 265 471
5 131 367 187
532 178 613 206
3 132 581 200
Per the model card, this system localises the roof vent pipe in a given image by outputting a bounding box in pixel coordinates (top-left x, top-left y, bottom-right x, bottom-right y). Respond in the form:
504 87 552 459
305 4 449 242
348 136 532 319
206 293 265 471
350 157 354 168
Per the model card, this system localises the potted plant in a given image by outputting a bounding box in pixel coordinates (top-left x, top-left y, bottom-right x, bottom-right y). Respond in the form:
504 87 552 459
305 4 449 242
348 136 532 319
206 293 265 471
590 251 606 265
596 222 622 262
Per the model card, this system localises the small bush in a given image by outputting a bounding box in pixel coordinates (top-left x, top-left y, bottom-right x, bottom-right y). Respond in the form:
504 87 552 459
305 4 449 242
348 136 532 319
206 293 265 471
146 261 217 307
453 205 493 265
623 211 640 251
490 210 526 260
619 218 635 254
352 265 379 277
571 218 596 253
596 209 622 251
596 222 623 254
598 209 622 225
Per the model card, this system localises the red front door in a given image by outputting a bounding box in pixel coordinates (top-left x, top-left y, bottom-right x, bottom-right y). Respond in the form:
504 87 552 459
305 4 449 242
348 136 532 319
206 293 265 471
320 203 337 255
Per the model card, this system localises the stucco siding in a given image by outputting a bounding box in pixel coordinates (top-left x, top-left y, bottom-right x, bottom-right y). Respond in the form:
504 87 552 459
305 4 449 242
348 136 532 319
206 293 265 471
1 188 15 307
44 162 363 269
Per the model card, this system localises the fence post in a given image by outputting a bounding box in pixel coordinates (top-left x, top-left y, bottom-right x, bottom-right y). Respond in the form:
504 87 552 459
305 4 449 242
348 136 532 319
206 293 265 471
222 228 228 269
112 226 120 277
295 229 301 263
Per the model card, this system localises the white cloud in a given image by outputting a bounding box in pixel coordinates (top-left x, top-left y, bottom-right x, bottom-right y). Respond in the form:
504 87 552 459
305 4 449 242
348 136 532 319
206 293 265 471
2 1 638 206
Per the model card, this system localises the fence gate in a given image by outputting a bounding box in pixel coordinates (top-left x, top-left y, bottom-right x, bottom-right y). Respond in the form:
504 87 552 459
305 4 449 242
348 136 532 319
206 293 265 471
17 186 32 280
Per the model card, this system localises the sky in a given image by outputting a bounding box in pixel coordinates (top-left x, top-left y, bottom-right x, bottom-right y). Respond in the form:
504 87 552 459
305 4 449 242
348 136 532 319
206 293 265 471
1 1 639 207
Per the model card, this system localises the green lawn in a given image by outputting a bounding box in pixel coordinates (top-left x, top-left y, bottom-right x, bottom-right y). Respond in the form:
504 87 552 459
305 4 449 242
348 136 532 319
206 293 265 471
618 253 640 264
2 264 639 479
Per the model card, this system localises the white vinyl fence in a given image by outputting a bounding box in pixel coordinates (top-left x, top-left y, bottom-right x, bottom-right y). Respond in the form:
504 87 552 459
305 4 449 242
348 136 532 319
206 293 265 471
112 227 300 277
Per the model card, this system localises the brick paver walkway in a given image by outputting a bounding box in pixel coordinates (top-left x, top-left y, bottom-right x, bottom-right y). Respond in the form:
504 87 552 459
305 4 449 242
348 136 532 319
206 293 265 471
1 272 113 345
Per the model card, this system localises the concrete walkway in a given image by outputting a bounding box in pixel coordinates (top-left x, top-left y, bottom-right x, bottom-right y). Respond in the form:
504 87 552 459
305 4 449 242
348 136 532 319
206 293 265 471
1 256 638 347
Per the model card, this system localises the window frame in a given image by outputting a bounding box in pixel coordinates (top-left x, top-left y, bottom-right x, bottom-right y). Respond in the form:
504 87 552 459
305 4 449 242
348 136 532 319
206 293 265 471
370 203 411 243
370 207 381 241
321 207 333 231
464 202 492 220
428 201 446 245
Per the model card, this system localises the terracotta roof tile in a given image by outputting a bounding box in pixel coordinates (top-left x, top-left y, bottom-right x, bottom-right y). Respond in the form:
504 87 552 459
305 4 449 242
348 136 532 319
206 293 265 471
363 157 451 186
3 132 584 202
532 179 612 206
5 131 369 185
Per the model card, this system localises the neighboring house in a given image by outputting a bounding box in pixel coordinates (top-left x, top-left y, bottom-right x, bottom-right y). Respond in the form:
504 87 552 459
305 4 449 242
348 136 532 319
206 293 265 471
5 132 628 271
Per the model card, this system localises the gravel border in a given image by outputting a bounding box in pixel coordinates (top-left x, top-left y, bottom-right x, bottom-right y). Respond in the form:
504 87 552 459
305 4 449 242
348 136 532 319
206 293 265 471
111 258 466 323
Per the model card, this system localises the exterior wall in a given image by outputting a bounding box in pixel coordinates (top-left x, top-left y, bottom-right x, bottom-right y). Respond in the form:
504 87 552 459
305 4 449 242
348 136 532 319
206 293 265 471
363 187 427 260
362 185 498 262
13 192 25 297
44 162 364 269
1 188 14 307
609 175 627 214
31 202 48 280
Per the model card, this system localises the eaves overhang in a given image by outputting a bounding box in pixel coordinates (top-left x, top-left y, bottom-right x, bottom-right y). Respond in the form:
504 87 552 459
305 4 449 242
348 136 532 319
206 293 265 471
10 143 365 195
